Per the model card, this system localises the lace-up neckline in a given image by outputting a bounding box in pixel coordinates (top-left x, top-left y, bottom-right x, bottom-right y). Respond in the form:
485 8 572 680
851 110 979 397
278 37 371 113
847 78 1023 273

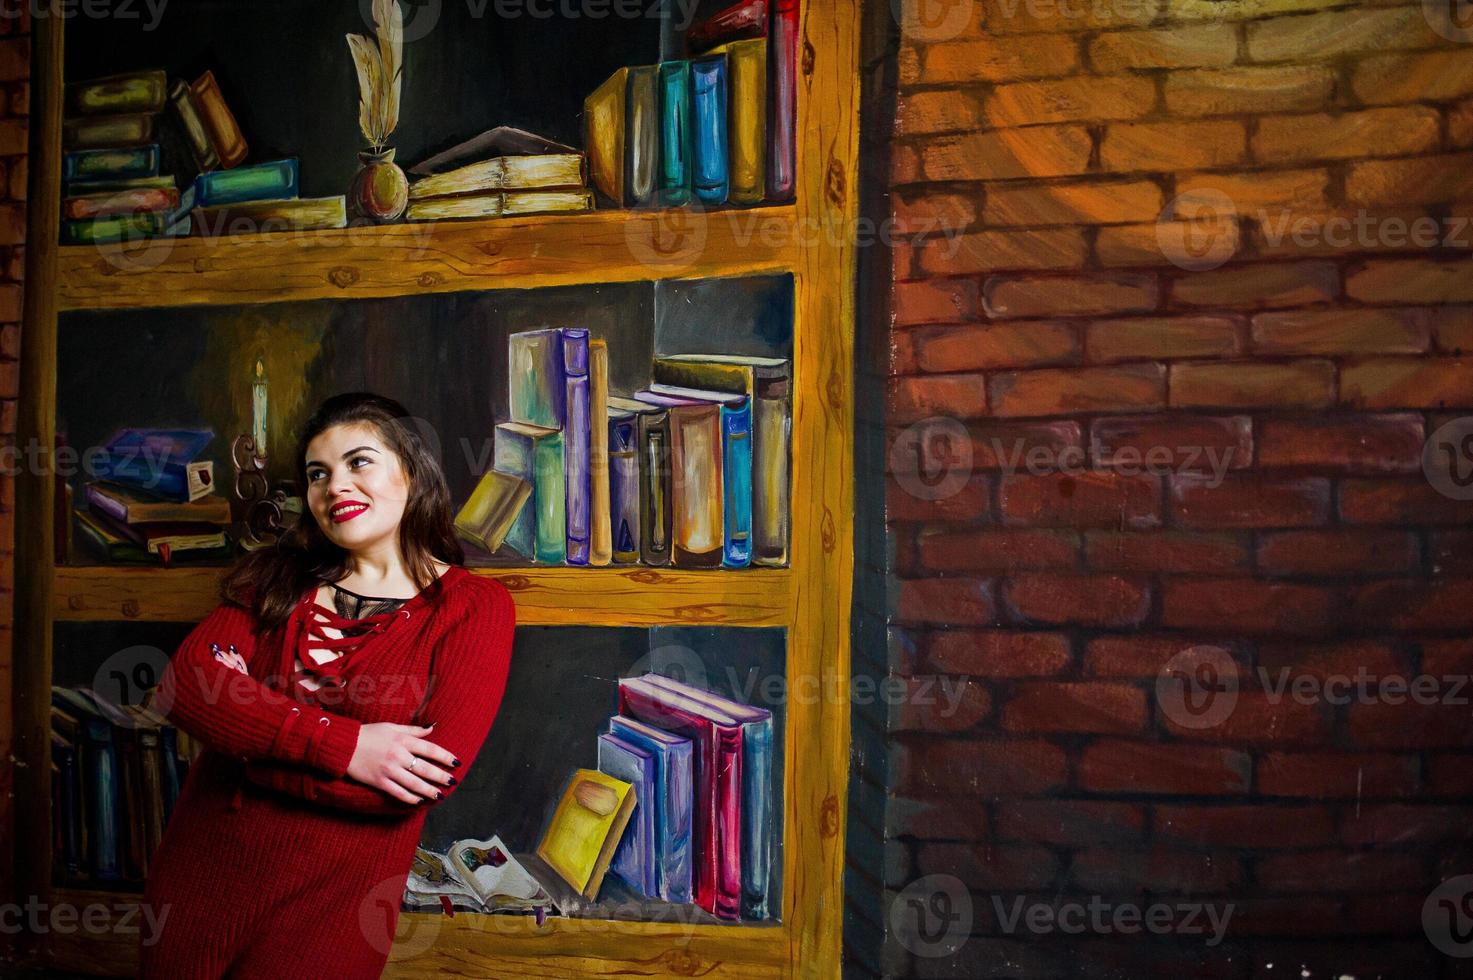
287 566 465 693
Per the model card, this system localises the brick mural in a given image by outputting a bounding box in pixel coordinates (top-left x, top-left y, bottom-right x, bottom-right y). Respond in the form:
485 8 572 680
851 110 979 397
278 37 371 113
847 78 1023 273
863 0 1473 974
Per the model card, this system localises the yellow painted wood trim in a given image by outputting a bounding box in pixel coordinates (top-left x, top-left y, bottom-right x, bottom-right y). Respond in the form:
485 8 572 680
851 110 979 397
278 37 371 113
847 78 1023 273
57 206 802 311
52 565 794 627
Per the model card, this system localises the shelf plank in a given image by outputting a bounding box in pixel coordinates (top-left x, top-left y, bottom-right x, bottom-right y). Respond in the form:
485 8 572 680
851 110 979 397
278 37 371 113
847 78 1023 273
42 887 786 979
52 565 793 627
56 206 801 311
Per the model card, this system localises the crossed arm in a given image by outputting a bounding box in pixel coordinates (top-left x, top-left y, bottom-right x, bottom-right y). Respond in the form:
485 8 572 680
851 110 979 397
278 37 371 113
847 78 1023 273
168 586 516 816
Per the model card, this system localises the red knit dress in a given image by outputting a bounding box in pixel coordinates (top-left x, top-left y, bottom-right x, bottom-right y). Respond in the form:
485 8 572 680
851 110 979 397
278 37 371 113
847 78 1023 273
138 566 514 979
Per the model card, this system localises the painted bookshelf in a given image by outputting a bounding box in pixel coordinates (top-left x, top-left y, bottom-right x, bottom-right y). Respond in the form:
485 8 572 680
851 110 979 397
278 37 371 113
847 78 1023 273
12 1 859 976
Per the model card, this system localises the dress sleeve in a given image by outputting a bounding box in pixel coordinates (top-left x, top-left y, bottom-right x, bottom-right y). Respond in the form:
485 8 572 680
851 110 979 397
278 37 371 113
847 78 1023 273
156 601 363 777
239 579 517 813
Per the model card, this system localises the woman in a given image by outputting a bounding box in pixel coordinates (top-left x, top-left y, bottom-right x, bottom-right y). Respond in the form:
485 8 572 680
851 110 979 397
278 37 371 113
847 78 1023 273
139 392 515 978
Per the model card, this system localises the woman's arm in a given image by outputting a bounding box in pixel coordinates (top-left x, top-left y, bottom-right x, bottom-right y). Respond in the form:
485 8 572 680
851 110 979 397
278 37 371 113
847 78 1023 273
240 580 516 812
156 601 363 777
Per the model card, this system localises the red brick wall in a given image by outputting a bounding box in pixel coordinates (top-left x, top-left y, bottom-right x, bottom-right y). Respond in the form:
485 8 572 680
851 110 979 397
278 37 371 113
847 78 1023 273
881 0 1473 973
0 0 28 925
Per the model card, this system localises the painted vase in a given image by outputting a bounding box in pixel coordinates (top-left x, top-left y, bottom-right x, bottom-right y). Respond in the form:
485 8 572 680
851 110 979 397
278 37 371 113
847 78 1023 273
348 147 409 223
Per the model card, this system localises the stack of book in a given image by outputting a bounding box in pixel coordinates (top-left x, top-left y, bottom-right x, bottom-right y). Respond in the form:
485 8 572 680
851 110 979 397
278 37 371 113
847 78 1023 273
401 673 775 923
72 428 234 566
454 331 790 569
583 0 800 208
600 672 774 920
61 68 346 242
51 685 196 887
405 126 594 222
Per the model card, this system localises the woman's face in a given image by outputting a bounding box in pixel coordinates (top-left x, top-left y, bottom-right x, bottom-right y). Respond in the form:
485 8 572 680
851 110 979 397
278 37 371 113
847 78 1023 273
304 422 411 556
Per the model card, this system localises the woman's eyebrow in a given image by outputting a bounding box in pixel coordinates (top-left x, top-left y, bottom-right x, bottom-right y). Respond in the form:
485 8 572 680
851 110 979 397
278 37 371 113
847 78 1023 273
304 446 381 467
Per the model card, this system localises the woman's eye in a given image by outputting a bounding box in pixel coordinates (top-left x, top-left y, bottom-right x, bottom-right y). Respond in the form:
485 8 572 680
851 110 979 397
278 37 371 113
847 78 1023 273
307 470 324 482
350 456 372 468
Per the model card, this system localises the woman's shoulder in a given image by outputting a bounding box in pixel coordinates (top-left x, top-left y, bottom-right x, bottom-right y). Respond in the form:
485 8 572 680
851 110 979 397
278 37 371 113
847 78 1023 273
440 567 515 621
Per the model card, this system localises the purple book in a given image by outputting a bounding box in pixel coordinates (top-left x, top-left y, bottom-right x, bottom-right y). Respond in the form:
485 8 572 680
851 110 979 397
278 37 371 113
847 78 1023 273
596 731 658 897
563 328 591 565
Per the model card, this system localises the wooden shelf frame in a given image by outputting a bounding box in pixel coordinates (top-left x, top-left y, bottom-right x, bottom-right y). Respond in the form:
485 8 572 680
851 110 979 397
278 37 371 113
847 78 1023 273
14 1 860 976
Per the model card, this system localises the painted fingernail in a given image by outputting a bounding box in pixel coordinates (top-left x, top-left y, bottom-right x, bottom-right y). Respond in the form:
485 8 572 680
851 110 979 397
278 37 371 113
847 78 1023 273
448 776 458 786
435 791 443 801
451 758 462 768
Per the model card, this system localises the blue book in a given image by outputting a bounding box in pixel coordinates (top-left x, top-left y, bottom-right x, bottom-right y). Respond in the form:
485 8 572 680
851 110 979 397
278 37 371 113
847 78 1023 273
690 54 729 205
609 714 694 903
62 145 160 181
52 689 122 882
597 732 659 897
649 384 752 568
563 329 591 566
657 61 693 206
508 328 567 430
644 674 774 920
493 422 565 563
92 428 215 503
193 159 300 208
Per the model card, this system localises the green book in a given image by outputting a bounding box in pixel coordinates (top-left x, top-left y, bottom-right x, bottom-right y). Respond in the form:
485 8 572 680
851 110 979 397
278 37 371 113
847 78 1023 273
493 422 566 564
60 212 165 246
67 70 167 116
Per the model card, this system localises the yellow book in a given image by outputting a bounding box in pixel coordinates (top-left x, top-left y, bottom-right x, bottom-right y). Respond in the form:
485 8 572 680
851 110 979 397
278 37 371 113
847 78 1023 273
454 470 532 554
709 39 767 206
589 340 612 566
584 68 628 205
408 154 586 200
405 190 594 222
536 769 636 899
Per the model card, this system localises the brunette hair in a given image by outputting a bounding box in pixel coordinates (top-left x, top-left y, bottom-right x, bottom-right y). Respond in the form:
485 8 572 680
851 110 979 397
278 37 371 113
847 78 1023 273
222 392 464 630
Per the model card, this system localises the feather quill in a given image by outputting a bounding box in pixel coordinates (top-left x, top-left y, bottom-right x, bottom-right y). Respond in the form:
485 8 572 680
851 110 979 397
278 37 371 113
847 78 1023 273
375 0 403 138
346 32 384 148
346 0 402 151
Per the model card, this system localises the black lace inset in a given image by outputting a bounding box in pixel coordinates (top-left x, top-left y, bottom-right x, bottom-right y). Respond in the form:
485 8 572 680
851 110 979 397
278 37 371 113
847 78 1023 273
328 580 409 624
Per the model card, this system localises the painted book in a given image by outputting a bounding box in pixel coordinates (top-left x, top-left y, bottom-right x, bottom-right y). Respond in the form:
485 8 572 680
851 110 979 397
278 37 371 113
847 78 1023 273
409 126 586 185
609 715 694 903
645 673 776 919
453 469 532 555
67 70 168 116
635 404 673 566
653 354 790 565
689 0 768 49
493 422 566 564
589 340 612 566
690 54 729 205
616 674 744 919
405 190 593 221
709 39 768 205
190 196 348 236
62 113 157 150
536 769 636 900
606 398 649 565
648 384 752 568
91 428 216 503
633 390 724 569
64 175 175 196
86 508 228 557
166 77 218 176
62 187 179 221
767 0 800 201
596 733 658 897
563 328 592 566
586 66 660 207
193 159 300 208
62 145 160 182
657 61 693 207
188 70 248 169
85 481 230 525
406 836 560 914
61 212 165 245
508 328 566 429
50 688 122 881
407 153 586 199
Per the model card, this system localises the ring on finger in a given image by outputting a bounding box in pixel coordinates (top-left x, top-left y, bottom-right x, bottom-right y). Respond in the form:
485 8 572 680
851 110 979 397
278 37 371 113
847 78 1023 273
408 758 418 774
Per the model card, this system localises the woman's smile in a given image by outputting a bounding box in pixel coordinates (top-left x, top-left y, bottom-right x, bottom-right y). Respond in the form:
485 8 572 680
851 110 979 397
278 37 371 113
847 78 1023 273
330 499 370 523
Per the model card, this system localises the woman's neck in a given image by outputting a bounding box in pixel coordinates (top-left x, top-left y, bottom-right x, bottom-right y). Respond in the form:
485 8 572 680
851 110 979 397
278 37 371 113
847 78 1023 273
336 547 449 599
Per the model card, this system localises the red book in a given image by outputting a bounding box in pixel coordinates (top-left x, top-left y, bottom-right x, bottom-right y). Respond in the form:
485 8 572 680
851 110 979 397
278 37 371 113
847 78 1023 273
767 0 799 201
62 187 180 220
688 0 767 51
617 674 744 920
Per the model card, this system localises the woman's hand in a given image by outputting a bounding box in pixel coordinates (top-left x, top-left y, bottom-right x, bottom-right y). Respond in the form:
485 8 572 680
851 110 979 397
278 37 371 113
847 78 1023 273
346 722 461 804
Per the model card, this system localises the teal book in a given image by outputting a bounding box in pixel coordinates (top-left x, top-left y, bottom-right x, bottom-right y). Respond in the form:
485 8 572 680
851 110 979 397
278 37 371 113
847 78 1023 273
194 159 300 208
62 145 160 181
494 422 566 564
657 61 693 207
508 328 566 430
